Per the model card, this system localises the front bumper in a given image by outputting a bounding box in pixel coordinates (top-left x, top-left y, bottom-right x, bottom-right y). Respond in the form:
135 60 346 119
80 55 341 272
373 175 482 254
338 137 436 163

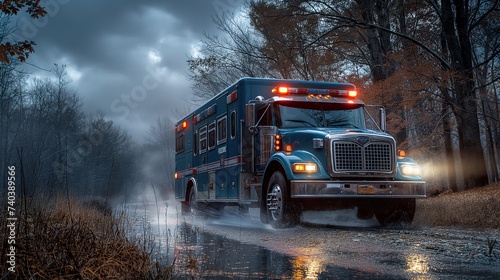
290 180 425 198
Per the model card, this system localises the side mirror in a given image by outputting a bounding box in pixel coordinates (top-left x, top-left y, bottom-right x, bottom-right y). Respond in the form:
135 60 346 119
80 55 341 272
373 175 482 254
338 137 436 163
380 107 386 132
246 103 256 132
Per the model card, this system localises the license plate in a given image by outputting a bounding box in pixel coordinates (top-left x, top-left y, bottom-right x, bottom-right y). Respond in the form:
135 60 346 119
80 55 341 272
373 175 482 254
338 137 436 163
358 185 375 195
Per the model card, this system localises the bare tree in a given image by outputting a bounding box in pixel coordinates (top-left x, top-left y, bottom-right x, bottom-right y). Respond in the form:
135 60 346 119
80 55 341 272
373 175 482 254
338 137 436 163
187 9 276 100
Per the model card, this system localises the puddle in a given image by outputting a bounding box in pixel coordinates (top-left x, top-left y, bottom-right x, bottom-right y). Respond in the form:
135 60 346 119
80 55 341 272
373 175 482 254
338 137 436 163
172 222 398 279
119 201 399 279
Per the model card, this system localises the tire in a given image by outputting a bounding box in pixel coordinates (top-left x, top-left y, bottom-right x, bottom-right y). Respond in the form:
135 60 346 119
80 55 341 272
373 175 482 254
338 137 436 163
188 188 204 217
375 198 416 227
189 188 222 219
266 171 300 228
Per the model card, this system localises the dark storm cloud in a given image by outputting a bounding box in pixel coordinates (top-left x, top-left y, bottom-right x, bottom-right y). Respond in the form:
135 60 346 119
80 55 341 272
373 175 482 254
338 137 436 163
16 0 245 141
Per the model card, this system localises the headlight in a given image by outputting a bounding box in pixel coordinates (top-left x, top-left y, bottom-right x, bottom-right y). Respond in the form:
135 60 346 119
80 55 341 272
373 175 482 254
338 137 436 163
400 164 421 177
292 163 318 173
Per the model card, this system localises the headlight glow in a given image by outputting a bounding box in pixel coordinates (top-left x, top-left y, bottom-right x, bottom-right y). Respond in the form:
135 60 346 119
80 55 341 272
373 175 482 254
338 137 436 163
401 164 421 177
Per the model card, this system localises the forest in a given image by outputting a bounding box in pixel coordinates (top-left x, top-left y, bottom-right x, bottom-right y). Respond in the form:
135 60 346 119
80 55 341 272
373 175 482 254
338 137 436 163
188 0 500 191
0 61 175 201
0 0 499 204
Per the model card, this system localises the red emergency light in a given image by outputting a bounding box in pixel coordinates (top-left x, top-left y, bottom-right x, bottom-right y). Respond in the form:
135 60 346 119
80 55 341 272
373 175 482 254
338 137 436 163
274 87 288 94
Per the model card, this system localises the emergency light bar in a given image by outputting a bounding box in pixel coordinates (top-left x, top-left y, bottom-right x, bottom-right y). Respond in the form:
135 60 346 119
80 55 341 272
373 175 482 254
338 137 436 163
272 86 357 98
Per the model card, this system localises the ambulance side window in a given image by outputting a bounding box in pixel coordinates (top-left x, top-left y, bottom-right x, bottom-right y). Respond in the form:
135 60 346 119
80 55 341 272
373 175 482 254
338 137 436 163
175 133 184 153
199 125 207 153
208 122 216 150
217 116 227 145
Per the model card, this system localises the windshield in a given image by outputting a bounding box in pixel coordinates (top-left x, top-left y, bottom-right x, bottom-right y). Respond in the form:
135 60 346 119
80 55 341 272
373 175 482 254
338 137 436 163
275 102 365 129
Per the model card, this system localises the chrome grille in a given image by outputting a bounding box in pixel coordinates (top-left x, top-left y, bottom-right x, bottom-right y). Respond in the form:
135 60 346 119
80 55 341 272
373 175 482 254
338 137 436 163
333 141 392 172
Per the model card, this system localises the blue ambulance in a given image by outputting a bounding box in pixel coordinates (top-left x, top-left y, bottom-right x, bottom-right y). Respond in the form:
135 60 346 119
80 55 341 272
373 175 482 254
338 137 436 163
174 78 425 228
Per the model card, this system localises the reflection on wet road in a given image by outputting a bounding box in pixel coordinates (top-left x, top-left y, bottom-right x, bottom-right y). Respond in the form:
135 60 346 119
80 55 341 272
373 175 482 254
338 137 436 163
120 201 500 279
172 222 404 279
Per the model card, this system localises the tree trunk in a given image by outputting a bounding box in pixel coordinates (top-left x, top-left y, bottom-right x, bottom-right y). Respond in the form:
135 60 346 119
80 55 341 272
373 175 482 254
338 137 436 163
441 0 489 188
442 106 458 191
356 0 408 146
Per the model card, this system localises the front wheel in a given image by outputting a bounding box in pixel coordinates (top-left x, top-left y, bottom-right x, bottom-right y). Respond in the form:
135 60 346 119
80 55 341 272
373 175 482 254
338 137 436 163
266 171 300 228
374 198 416 227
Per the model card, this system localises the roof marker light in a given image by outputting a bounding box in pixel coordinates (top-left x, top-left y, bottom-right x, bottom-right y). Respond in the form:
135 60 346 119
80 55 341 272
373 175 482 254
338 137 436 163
274 134 282 151
227 91 238 104
272 87 289 94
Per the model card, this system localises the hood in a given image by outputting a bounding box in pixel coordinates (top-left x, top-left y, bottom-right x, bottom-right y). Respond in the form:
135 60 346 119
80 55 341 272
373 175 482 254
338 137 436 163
278 127 391 139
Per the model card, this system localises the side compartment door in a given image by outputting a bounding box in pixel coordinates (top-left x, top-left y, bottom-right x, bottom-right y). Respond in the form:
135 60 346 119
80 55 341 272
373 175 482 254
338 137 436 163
214 93 229 199
226 93 240 198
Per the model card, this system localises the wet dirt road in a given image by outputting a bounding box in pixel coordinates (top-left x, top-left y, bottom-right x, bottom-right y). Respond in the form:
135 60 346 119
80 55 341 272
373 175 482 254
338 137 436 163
123 201 500 279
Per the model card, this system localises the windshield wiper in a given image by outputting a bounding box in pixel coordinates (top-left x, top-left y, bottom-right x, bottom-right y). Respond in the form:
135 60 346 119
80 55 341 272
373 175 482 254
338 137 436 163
284 119 316 127
327 121 359 129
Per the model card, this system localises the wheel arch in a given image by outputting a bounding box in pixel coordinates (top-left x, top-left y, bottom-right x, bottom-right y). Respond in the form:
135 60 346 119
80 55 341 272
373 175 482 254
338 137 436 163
261 160 287 208
185 177 197 203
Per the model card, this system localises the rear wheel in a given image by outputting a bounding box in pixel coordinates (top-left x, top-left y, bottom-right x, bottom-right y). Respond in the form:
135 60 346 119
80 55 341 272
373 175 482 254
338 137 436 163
189 188 223 218
375 198 416 227
189 188 204 217
266 171 300 228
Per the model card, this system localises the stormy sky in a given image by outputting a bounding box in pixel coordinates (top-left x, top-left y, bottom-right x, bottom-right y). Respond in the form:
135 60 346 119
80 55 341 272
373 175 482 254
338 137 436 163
16 0 245 141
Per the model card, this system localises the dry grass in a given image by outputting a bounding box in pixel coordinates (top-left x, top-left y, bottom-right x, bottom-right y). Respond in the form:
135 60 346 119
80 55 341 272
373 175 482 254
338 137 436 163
0 196 173 279
414 182 500 229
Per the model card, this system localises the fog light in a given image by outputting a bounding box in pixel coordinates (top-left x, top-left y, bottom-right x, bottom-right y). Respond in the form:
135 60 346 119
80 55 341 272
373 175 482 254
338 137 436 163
293 163 317 173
